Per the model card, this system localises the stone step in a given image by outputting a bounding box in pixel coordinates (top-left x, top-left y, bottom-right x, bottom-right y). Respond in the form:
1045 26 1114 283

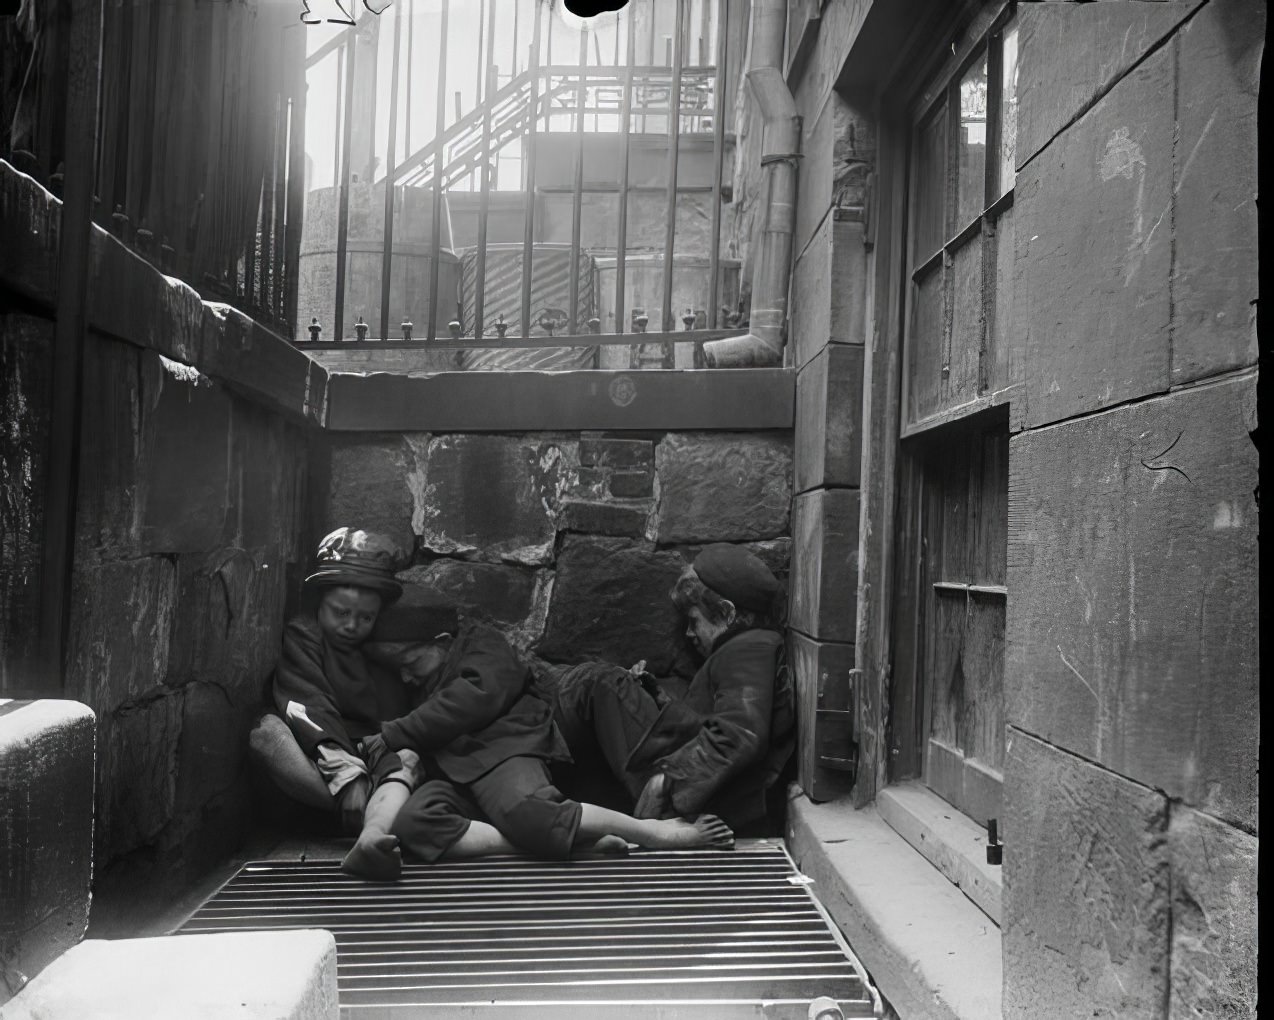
1 930 339 1020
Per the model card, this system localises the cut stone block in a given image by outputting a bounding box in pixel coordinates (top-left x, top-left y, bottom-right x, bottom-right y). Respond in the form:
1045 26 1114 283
578 436 654 471
0 316 52 687
1 929 339 1020
1002 728 1169 1019
536 535 692 677
1016 0 1202 168
1015 43 1174 427
0 700 95 1004
1006 375 1258 829
557 498 650 538
788 631 855 803
397 559 537 629
789 489 859 643
325 435 419 558
418 434 574 566
1172 0 1262 384
136 351 233 554
1168 807 1258 1019
649 433 792 544
795 343 864 493
790 218 831 372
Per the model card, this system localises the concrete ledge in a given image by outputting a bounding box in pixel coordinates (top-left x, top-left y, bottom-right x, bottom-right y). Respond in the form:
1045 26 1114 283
0 160 326 427
787 793 1002 1020
2 930 339 1020
876 782 1001 925
326 368 795 431
0 700 96 1003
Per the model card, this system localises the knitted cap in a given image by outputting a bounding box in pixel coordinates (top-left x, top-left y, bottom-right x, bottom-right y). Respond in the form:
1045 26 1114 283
305 527 404 604
691 543 780 614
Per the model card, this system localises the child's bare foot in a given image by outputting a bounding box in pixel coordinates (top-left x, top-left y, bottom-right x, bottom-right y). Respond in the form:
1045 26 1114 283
643 814 734 849
342 831 402 881
580 834 630 855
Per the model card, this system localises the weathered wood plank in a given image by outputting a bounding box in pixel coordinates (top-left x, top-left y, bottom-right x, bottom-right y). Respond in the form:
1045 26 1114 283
1006 373 1258 830
325 368 794 433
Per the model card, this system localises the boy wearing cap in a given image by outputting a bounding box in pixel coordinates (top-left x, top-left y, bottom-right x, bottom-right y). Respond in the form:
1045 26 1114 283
254 527 426 880
547 543 795 834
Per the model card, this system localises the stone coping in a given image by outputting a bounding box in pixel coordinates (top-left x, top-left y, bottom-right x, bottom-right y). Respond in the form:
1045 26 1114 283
0 159 326 427
787 793 1002 1020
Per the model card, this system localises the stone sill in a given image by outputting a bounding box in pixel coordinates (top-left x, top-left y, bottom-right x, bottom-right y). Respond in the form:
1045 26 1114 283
875 782 1002 925
0 159 326 427
326 367 796 432
786 793 1002 1020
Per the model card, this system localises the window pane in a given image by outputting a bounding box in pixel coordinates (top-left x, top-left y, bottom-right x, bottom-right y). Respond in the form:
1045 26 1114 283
907 268 945 423
947 237 983 405
956 54 988 228
912 101 947 263
998 20 1020 196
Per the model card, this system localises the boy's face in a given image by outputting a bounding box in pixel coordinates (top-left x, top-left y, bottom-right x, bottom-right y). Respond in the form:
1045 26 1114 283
317 586 382 648
685 604 730 657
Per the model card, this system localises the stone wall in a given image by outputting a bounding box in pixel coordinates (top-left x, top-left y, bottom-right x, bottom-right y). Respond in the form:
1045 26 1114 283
1000 1 1260 1016
320 430 793 679
0 160 317 907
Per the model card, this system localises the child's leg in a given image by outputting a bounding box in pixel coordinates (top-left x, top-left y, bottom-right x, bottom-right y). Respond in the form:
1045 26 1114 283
576 803 734 850
341 779 411 881
248 713 333 811
389 779 518 862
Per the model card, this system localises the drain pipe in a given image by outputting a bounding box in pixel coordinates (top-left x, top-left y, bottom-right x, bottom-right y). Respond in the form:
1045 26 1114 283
703 0 800 368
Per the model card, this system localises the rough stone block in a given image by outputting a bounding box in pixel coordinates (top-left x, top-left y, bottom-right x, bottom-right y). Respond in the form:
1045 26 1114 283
578 436 654 471
1015 43 1174 427
1168 807 1258 1019
788 632 856 803
1006 375 1258 829
0 316 52 686
397 559 536 629
2 930 340 1020
649 433 792 544
795 344 864 493
325 435 420 558
136 351 233 554
64 557 178 712
1002 728 1169 1019
537 535 691 677
174 682 249 816
789 489 859 643
165 549 258 689
557 498 650 538
233 399 307 552
0 700 95 1003
1172 0 1262 384
1016 1 1202 168
608 468 654 499
418 434 574 566
95 692 185 864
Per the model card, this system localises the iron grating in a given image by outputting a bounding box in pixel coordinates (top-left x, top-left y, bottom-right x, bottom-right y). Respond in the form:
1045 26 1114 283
179 840 881 1019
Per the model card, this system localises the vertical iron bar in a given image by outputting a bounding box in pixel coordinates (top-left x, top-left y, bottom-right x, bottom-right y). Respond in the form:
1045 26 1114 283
37 0 103 690
567 27 587 335
660 0 686 335
272 87 288 318
405 0 413 157
613 1 636 335
707 0 726 328
333 29 357 342
380 4 403 344
475 0 485 105
285 31 307 337
333 46 343 187
513 0 520 76
427 0 450 342
473 0 498 340
519 1 542 337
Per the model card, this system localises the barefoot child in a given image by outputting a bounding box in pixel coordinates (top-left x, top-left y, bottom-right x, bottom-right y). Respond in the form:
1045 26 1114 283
363 614 735 865
259 527 424 880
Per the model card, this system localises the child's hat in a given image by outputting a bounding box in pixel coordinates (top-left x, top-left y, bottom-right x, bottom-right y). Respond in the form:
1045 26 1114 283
305 527 404 603
691 543 781 613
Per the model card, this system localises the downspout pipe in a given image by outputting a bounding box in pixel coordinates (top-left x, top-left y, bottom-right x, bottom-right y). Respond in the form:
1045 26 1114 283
703 0 800 368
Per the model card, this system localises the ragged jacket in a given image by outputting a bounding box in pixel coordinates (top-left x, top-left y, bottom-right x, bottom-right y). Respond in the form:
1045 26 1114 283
272 615 414 758
626 627 794 826
378 620 570 784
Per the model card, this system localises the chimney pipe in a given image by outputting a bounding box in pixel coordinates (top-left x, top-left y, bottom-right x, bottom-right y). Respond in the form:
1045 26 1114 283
703 0 801 368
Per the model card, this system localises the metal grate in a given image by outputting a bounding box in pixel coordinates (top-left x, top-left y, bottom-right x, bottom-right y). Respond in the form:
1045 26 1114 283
179 841 881 1019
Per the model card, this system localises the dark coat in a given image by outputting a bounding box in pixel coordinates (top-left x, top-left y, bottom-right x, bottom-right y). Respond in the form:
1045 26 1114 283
627 628 794 824
272 614 413 758
380 621 570 784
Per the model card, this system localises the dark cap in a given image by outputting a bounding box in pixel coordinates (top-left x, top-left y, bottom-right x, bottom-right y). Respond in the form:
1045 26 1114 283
691 543 781 614
305 527 404 604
